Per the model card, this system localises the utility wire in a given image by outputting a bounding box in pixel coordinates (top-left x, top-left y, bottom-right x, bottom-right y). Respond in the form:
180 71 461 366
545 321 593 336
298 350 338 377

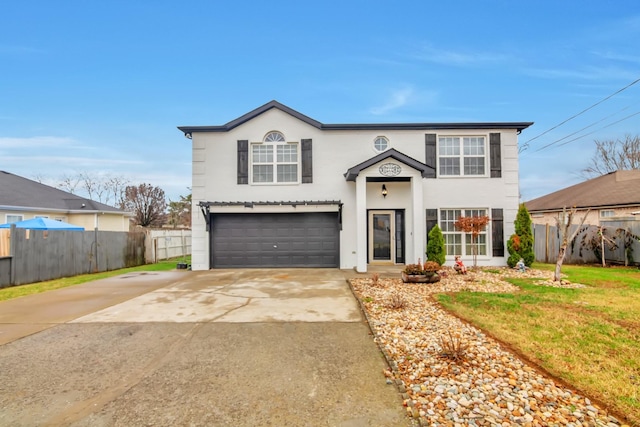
535 110 640 151
521 104 633 153
519 76 640 152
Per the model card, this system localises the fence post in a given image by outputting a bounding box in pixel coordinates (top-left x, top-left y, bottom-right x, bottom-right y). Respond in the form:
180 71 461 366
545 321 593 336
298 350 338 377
9 224 16 286
545 224 549 263
94 228 99 273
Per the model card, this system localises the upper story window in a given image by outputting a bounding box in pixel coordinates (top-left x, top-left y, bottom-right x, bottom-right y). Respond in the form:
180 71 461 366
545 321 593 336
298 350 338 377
439 136 486 176
600 210 615 218
374 136 389 152
251 132 299 184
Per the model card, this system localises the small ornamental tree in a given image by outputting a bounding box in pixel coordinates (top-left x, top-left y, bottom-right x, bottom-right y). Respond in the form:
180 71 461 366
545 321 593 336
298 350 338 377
507 204 535 268
426 224 446 266
454 215 490 268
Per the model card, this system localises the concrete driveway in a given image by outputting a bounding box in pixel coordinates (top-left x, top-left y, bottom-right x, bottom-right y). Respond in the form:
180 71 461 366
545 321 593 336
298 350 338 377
0 269 412 427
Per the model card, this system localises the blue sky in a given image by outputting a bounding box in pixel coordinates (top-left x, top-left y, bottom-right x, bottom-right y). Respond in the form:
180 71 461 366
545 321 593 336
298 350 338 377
1 0 639 203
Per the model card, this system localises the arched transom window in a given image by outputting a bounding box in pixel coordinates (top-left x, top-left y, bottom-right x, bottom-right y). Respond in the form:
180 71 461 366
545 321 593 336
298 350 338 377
251 131 299 183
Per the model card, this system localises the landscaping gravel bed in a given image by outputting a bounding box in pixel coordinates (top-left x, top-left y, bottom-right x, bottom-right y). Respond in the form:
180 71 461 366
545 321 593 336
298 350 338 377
350 267 629 427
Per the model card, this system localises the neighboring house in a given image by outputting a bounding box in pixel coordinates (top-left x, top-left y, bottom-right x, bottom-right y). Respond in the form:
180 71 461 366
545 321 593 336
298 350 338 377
178 101 533 272
0 171 131 231
525 170 640 226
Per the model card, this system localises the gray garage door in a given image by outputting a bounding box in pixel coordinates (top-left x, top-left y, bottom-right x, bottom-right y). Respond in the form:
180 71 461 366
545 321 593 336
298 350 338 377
210 212 340 268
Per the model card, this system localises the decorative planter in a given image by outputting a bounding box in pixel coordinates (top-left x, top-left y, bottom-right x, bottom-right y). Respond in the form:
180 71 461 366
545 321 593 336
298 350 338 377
401 271 440 283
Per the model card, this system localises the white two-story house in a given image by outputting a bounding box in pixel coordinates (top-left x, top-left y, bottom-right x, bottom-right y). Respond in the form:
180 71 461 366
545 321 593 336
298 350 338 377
178 101 532 272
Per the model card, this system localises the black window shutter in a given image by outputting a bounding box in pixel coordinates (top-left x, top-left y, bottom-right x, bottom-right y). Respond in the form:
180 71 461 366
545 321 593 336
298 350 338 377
492 208 504 257
425 209 438 235
490 133 501 178
237 140 248 185
425 134 437 178
301 139 312 183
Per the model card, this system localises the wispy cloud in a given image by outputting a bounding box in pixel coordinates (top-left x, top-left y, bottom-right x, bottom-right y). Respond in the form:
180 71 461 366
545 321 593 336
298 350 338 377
0 155 145 166
0 44 44 55
411 45 510 67
0 136 79 148
522 65 638 81
370 88 414 115
590 50 640 65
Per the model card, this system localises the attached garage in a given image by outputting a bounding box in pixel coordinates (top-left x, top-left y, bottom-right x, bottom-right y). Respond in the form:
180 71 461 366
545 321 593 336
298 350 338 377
210 212 340 268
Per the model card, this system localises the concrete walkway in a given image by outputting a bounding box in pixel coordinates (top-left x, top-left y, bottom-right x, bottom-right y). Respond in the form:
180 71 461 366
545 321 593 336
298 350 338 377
0 269 412 427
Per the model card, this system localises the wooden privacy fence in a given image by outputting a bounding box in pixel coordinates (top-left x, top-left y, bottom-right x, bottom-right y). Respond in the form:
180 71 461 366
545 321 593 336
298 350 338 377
0 227 146 288
533 220 640 265
144 229 191 263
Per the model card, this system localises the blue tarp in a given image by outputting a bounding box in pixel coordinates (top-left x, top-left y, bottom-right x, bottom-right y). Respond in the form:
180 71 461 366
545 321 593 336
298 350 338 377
0 217 85 231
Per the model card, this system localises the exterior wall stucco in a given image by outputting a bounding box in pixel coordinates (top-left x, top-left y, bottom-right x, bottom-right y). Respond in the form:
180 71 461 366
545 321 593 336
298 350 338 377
189 108 523 271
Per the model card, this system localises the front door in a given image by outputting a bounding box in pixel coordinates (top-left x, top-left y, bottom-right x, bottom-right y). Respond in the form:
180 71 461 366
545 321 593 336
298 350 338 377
368 210 395 263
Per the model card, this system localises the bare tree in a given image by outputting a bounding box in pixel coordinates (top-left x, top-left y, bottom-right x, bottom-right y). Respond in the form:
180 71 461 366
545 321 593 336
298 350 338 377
58 173 82 194
123 183 167 227
53 172 129 208
106 175 129 209
582 134 640 178
554 206 590 281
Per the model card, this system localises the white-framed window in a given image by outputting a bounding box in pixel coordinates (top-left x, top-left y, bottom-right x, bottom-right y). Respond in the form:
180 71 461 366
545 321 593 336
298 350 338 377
373 136 389 152
600 210 615 218
438 136 487 176
251 131 299 184
6 214 23 224
440 208 489 256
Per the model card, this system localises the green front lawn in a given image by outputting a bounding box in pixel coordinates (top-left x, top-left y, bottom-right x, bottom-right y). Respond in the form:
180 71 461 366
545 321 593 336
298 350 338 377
437 263 640 425
0 257 190 302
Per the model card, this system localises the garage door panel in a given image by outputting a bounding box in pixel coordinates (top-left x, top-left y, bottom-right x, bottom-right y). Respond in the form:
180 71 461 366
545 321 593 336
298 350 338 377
211 212 339 268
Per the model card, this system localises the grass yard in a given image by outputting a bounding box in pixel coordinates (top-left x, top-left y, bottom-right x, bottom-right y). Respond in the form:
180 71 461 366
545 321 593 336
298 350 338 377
0 257 190 302
437 263 640 425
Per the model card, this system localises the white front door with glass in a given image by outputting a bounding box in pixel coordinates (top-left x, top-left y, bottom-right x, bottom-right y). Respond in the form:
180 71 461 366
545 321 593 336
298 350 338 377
368 210 395 263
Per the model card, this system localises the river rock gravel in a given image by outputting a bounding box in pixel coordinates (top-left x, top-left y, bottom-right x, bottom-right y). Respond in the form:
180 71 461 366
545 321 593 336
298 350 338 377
350 267 631 427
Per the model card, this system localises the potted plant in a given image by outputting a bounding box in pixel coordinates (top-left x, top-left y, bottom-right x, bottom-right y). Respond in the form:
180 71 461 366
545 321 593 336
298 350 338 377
401 260 441 283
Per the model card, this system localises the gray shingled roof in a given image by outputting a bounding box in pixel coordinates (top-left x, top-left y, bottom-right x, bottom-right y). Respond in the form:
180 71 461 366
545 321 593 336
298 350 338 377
178 100 534 135
0 170 125 213
525 170 640 212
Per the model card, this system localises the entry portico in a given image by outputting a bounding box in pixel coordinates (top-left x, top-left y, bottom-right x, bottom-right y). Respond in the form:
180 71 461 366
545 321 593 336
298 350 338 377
345 149 430 273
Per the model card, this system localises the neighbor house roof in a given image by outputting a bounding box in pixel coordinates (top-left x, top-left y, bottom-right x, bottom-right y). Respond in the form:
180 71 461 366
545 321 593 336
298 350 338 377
178 100 534 135
525 170 640 212
0 170 126 214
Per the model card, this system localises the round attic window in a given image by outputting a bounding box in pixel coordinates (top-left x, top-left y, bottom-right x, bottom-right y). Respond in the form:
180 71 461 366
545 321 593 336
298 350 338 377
374 136 389 152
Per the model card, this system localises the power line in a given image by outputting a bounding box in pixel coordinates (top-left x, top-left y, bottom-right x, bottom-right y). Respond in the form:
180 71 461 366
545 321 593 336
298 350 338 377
552 111 640 149
533 110 640 152
519 76 640 152
525 104 634 153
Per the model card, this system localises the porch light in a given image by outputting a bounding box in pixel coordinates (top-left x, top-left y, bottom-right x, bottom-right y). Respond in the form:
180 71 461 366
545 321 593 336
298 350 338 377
381 184 388 198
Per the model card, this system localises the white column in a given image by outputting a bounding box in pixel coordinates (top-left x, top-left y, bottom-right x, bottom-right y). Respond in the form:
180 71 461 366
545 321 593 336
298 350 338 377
411 177 425 264
355 175 368 273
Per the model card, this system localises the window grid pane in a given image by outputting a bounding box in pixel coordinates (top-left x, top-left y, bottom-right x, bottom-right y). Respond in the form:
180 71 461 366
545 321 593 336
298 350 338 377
277 144 298 163
439 158 460 176
277 164 298 182
464 157 485 175
252 145 273 163
252 165 273 182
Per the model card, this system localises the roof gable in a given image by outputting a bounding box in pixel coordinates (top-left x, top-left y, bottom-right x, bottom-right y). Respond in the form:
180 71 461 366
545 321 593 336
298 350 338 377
178 100 534 136
344 149 432 181
525 170 640 211
0 171 125 213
